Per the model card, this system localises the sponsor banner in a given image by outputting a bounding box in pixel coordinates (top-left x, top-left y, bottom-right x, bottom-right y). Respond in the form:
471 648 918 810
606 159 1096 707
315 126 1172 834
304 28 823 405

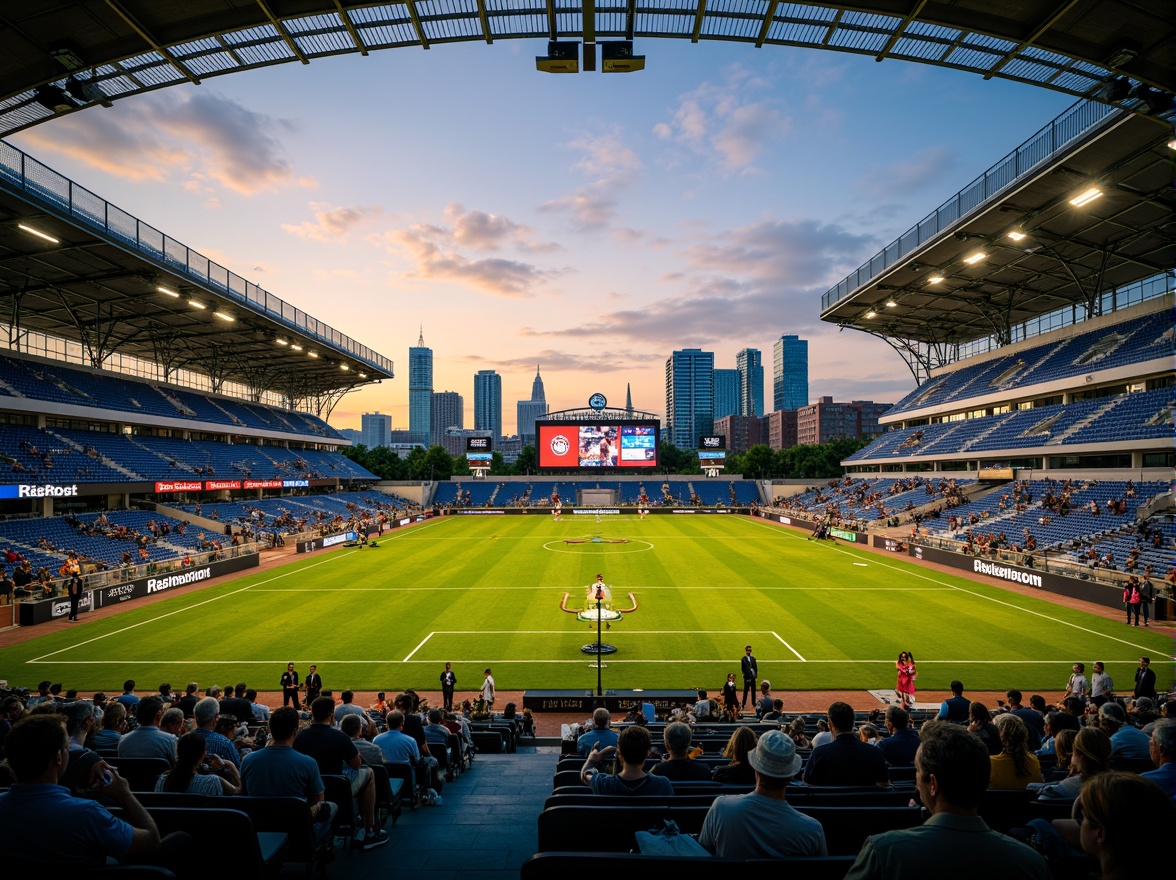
876 537 909 553
283 479 310 488
697 450 727 460
906 542 1126 611
155 481 202 493
466 436 492 451
452 509 506 516
323 532 356 548
523 688 699 714
671 509 696 514
19 553 258 626
399 517 412 526
243 479 283 489
204 480 242 491
779 516 791 525
0 483 82 499
830 527 861 542
573 508 620 515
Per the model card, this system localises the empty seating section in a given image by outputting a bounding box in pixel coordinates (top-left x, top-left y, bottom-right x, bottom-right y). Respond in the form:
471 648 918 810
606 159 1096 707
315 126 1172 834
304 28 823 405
0 352 344 439
884 309 1174 418
434 481 499 506
0 424 132 483
849 388 1172 461
688 481 759 505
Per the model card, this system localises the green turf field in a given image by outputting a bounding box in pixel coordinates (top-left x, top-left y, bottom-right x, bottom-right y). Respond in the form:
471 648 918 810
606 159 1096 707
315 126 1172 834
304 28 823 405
1 515 1170 695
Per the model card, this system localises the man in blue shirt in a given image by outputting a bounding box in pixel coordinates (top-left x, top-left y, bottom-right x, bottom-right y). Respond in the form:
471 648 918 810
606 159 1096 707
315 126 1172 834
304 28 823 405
1141 720 1175 798
240 707 337 832
0 714 159 864
115 680 140 710
936 681 970 723
1099 702 1151 761
576 708 619 758
192 697 240 767
878 705 920 767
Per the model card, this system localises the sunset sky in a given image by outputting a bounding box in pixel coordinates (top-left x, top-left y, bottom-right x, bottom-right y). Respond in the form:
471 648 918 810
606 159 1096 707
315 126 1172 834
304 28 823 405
11 38 1073 435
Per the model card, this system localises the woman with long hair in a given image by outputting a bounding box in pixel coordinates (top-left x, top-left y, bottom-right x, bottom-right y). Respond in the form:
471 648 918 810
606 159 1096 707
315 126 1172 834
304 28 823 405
1049 727 1078 780
967 702 1002 755
988 713 1043 789
1073 772 1174 877
786 717 811 750
711 726 758 785
894 651 916 709
156 730 239 795
1034 726 1111 803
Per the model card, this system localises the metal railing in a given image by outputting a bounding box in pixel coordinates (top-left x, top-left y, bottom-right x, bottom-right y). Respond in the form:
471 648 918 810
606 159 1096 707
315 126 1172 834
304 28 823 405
821 99 1125 312
0 140 393 376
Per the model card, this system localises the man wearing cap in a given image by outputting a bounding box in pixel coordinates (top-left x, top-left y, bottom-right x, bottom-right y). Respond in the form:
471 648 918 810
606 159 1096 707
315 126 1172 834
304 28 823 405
699 730 826 858
844 721 1049 879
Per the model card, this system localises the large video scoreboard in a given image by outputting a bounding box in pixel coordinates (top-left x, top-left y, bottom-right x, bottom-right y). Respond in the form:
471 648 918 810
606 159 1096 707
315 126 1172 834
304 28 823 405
537 421 659 470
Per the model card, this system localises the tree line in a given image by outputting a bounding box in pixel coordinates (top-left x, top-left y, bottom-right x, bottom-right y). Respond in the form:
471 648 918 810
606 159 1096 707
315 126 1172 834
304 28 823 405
341 437 868 482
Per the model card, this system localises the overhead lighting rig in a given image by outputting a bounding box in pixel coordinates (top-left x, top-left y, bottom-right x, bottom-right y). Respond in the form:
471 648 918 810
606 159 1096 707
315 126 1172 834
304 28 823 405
537 40 643 74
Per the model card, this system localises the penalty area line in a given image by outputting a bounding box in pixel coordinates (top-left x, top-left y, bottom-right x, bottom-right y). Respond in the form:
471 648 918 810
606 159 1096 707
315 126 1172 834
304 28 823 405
772 631 806 662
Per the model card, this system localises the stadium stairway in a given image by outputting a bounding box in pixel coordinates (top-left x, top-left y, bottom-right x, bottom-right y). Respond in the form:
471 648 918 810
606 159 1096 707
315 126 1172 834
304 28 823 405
334 746 556 878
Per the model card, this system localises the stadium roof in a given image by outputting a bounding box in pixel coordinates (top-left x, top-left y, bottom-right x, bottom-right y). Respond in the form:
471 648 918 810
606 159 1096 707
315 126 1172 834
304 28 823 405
0 139 394 404
1 2 1173 137
820 99 1175 378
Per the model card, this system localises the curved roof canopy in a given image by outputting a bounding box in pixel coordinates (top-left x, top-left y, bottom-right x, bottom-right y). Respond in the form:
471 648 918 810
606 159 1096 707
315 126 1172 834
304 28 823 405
1 1 1173 136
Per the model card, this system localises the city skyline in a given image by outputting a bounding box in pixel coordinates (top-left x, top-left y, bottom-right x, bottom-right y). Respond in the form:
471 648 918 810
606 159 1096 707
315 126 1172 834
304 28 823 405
7 40 1074 433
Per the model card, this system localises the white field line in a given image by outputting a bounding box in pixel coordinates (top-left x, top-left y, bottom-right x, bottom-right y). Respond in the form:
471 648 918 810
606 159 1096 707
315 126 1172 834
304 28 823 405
772 631 807 662
745 517 1173 659
403 632 435 662
246 585 955 592
29 549 360 663
34 658 1153 666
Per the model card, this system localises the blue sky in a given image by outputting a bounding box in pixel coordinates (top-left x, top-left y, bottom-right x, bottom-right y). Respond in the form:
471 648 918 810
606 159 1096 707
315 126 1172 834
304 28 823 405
12 38 1073 433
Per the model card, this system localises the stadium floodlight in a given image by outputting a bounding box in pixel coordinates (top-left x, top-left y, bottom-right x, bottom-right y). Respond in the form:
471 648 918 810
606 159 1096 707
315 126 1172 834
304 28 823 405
865 310 877 319
340 364 350 371
187 299 206 309
17 223 59 244
157 285 180 297
291 343 303 351
1069 186 1102 207
358 372 368 379
65 77 113 108
928 275 945 284
963 251 986 265
213 311 234 322
1007 230 1026 241
33 84 81 113
1096 77 1132 103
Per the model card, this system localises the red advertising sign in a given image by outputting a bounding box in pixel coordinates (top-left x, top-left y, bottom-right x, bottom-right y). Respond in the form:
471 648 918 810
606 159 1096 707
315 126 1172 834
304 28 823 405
154 481 203 493
243 480 283 489
204 480 242 491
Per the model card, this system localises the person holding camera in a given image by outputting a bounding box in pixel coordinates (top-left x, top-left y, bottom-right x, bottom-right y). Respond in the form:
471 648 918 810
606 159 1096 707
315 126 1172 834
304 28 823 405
155 731 239 795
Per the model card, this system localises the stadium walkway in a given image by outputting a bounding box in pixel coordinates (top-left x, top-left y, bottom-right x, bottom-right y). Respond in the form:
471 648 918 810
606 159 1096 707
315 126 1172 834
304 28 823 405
333 745 556 879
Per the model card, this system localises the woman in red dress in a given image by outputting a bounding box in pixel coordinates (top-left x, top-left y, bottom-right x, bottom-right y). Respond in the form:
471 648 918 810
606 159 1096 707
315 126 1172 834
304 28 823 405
895 651 917 709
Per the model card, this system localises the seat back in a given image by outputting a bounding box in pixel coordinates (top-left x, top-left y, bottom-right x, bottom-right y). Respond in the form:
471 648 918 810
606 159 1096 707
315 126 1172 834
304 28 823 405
106 756 173 792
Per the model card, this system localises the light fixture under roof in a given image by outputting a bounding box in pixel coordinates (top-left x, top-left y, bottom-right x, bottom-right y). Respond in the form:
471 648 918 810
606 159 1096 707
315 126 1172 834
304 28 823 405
885 299 897 308
963 251 986 265
157 285 179 298
358 372 368 379
1007 231 1026 241
865 310 877 319
214 311 234 322
928 275 945 284
340 364 350 371
291 343 303 351
307 351 318 358
187 299 206 310
1069 186 1102 207
18 223 59 244
275 338 288 346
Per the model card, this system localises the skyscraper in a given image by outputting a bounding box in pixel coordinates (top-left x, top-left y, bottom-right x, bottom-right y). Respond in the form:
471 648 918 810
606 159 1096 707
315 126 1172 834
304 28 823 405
515 364 548 448
736 348 764 418
360 412 392 449
714 368 740 421
474 369 502 441
772 334 808 412
409 328 433 447
431 390 463 444
665 348 714 449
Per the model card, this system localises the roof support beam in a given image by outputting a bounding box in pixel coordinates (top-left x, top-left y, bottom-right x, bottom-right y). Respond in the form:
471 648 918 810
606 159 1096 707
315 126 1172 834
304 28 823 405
255 0 310 64
821 9 843 46
984 0 1082 80
545 0 557 40
475 0 493 44
104 0 201 84
756 0 779 48
625 0 637 41
333 1 369 55
875 0 928 62
691 0 707 43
